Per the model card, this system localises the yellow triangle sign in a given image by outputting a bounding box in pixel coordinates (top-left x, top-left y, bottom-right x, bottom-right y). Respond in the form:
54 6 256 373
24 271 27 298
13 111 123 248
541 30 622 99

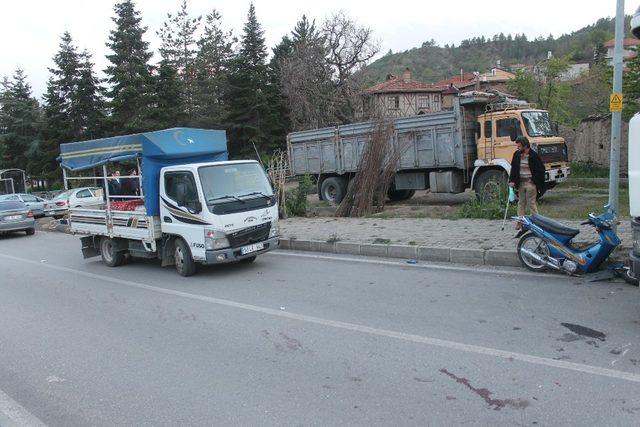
610 93 623 112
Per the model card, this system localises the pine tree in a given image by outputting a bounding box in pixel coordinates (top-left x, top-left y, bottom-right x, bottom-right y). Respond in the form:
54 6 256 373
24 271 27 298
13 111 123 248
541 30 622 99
193 9 235 128
226 3 274 157
73 50 106 139
105 0 154 134
0 69 42 173
158 0 201 122
150 60 186 128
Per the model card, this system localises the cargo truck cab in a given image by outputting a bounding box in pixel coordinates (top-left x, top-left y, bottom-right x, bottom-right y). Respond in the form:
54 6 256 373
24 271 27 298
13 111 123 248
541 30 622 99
472 106 570 196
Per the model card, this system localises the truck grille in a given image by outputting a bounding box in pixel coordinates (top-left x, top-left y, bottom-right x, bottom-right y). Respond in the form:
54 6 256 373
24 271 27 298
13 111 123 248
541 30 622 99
537 143 567 163
228 222 271 248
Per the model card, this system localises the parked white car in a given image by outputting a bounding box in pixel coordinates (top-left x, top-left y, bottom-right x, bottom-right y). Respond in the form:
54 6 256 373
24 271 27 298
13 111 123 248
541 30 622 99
0 193 47 218
45 187 103 218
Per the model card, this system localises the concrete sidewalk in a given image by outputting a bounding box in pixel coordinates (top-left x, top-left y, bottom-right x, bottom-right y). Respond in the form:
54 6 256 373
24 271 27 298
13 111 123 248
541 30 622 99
280 217 632 267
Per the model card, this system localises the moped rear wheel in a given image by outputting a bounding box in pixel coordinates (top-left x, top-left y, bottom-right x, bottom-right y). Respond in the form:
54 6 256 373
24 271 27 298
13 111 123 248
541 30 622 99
517 233 551 271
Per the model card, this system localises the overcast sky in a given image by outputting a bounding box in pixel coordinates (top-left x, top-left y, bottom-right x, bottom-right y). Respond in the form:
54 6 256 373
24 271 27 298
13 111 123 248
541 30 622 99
1 0 637 98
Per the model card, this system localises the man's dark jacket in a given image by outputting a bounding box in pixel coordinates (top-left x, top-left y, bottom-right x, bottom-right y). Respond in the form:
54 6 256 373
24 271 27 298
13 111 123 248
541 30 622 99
508 149 546 194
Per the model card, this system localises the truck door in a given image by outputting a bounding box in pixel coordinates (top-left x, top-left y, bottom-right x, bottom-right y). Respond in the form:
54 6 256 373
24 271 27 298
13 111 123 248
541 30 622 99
160 170 207 258
494 116 523 162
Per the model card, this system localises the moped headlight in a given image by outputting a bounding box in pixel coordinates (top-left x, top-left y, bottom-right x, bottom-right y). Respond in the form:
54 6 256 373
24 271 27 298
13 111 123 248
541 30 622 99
269 219 279 238
204 229 230 250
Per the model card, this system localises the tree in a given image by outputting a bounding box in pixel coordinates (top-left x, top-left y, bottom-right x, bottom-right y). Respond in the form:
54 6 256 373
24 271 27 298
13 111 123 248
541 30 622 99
193 9 235 128
73 50 106 139
226 3 274 157
158 0 201 122
322 12 379 122
150 60 185 128
104 0 154 134
0 69 42 173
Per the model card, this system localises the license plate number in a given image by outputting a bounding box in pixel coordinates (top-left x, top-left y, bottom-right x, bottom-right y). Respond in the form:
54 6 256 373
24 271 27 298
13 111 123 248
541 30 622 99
241 243 264 255
5 215 22 221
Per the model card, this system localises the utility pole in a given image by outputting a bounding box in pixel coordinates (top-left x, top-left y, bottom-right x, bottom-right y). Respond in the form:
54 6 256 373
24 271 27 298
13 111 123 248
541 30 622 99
607 0 625 222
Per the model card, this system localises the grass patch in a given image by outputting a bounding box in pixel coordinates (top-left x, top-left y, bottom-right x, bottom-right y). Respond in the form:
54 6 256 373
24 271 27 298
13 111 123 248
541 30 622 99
569 162 609 178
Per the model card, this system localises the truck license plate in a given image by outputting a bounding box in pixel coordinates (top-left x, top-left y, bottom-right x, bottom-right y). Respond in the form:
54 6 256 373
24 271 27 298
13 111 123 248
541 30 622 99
241 243 264 255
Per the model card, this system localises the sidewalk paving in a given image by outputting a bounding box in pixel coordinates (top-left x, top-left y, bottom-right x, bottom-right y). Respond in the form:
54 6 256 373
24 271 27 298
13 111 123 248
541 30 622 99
279 217 632 267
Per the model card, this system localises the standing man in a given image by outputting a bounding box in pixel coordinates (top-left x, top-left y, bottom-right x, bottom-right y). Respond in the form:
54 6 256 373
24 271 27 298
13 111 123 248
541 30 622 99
509 136 546 221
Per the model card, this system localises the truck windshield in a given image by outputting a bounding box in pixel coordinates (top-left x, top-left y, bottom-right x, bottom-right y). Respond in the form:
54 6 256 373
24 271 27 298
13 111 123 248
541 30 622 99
198 163 273 203
522 111 555 137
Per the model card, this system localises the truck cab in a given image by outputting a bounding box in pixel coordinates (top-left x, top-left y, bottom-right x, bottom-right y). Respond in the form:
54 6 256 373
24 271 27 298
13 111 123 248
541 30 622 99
473 105 570 195
159 160 279 267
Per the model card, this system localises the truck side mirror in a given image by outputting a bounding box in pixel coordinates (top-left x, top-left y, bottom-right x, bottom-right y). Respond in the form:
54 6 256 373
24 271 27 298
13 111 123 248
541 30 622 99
474 122 481 138
187 200 202 214
553 122 559 135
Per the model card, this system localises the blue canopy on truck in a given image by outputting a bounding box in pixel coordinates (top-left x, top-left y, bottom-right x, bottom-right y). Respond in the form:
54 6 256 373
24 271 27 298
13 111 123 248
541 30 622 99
59 128 228 215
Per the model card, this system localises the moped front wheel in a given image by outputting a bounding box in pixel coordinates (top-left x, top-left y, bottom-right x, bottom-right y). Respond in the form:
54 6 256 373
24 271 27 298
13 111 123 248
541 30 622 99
517 233 551 271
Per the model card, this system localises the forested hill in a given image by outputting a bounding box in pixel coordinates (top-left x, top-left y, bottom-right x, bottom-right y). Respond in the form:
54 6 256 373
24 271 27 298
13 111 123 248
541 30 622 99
364 16 630 85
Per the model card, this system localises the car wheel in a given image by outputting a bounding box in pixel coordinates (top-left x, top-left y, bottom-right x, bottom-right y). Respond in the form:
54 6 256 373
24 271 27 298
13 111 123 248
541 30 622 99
174 238 196 277
100 237 124 267
25 228 35 236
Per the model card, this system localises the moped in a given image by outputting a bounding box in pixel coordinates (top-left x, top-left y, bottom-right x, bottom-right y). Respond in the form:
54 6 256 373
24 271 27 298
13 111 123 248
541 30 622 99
514 211 623 275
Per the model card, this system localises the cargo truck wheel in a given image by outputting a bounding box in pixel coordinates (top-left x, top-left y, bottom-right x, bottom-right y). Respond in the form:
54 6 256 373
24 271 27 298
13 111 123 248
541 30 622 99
100 237 124 267
475 169 508 202
320 177 347 204
388 189 415 201
174 238 196 277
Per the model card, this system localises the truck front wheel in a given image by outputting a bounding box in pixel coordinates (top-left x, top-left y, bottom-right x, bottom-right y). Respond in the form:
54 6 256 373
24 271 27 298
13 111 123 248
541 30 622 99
474 169 508 202
100 237 124 267
174 238 196 277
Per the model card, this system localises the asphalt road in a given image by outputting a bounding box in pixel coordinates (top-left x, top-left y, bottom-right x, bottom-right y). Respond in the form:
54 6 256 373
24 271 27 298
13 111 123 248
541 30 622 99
1 230 640 426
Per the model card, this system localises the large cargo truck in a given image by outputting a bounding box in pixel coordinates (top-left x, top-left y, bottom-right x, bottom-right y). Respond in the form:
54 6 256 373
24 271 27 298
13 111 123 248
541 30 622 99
287 93 570 202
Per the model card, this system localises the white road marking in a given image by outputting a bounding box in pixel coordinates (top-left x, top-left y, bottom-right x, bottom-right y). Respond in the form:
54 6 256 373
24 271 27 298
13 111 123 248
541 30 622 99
269 250 553 278
0 387 46 427
1 252 639 385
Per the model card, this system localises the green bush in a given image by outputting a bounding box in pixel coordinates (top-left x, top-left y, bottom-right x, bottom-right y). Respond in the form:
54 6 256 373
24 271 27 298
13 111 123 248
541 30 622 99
285 175 313 216
457 184 517 219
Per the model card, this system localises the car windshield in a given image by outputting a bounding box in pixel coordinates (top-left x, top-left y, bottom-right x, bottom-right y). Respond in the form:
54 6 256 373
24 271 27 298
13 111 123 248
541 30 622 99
198 163 273 203
522 111 555 137
0 200 26 211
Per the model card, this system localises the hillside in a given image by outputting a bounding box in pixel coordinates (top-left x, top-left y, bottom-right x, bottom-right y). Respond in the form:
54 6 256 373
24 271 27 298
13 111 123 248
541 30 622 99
364 17 630 85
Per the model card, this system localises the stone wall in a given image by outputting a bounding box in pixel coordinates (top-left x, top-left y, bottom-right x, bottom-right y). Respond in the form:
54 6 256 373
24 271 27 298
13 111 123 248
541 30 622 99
560 115 628 173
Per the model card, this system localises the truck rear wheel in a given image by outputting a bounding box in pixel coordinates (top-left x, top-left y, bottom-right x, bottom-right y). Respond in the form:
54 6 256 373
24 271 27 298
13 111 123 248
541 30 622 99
174 238 196 277
475 169 508 202
320 177 347 204
100 237 124 267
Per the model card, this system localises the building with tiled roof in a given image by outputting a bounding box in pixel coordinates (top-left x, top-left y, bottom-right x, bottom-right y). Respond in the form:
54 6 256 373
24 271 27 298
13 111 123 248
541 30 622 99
604 38 640 65
360 68 445 119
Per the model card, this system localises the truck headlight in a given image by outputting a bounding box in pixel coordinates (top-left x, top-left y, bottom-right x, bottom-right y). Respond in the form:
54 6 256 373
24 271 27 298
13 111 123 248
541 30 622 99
204 229 230 250
269 219 279 238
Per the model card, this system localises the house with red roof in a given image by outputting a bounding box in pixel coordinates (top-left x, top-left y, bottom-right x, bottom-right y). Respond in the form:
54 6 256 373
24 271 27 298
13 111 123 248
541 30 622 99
604 37 640 65
360 68 444 119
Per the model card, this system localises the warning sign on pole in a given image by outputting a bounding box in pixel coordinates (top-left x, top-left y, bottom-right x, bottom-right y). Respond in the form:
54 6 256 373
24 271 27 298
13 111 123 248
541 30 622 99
610 93 623 112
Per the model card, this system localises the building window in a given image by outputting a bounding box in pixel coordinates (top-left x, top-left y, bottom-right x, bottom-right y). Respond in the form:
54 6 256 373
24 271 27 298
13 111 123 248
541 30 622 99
432 95 440 111
418 95 429 110
388 95 400 110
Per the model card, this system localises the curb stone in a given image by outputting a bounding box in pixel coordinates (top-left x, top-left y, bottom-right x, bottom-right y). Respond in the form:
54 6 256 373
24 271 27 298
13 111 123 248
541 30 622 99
279 238 523 268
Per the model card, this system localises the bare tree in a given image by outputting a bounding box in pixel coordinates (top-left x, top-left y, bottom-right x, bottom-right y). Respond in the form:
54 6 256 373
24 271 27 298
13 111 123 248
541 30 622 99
322 11 379 122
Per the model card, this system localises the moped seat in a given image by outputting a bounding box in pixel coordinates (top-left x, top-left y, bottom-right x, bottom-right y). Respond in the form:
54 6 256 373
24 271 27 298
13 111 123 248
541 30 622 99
530 214 579 237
